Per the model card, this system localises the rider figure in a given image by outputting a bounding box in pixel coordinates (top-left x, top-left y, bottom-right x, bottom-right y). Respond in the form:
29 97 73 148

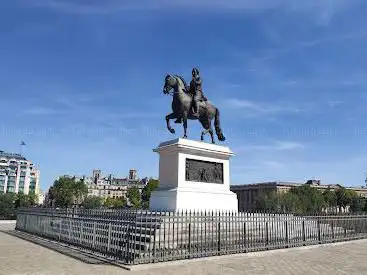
174 67 206 123
189 67 205 118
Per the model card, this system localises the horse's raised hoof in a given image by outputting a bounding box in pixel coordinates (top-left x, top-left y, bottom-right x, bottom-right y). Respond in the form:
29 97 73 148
170 129 175 134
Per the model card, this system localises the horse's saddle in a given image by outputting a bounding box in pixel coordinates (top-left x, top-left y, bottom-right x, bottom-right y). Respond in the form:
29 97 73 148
185 85 208 101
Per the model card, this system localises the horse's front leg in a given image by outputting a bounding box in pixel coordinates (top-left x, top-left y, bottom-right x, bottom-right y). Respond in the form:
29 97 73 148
183 116 188 139
166 113 176 134
209 124 215 144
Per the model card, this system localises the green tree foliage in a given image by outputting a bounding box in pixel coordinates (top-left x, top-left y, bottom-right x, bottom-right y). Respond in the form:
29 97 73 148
256 185 364 214
103 197 127 209
349 196 365 213
52 177 88 208
289 185 326 213
322 189 337 207
0 192 39 219
279 192 302 213
141 179 159 209
0 193 17 219
256 185 366 214
127 186 142 209
255 191 279 212
15 192 39 208
82 196 103 209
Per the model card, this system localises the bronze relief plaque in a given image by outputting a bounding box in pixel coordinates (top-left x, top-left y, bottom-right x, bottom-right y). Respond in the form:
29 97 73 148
185 158 223 184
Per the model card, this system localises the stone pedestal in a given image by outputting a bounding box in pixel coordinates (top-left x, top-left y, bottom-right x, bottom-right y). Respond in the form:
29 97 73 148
150 138 238 212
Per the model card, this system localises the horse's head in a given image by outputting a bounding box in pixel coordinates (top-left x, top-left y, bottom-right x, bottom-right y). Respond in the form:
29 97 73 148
163 74 177 94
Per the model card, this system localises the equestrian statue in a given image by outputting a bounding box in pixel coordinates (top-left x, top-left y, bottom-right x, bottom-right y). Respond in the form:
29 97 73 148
162 67 226 144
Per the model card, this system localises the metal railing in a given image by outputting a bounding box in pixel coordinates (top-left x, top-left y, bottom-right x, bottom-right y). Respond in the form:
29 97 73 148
15 208 367 265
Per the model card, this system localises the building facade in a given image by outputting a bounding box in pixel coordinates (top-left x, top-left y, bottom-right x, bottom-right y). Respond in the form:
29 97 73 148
0 150 40 195
62 169 149 200
231 179 367 212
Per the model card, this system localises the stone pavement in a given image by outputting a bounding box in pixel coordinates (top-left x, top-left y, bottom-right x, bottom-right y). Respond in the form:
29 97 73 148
1 222 367 275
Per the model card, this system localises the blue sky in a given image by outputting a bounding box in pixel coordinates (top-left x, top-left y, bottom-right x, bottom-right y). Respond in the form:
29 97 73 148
2 0 367 191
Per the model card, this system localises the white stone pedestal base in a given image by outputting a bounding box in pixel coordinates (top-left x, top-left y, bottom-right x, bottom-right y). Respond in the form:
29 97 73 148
150 138 238 212
150 187 238 212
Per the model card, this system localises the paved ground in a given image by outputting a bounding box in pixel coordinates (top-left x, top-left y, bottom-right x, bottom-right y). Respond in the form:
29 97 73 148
1 222 367 275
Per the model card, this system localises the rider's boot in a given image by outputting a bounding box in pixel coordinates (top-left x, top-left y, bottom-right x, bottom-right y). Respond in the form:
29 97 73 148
192 101 200 118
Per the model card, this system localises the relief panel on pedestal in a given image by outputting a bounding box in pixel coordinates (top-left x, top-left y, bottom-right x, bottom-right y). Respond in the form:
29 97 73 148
185 158 223 184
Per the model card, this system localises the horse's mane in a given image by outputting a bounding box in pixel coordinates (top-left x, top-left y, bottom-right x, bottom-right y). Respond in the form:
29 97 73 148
174 74 189 92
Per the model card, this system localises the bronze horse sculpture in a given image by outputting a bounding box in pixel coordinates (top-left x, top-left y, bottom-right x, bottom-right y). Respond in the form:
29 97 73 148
163 74 226 144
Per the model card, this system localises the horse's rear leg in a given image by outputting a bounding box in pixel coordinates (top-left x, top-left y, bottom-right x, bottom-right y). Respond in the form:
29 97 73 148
183 116 188 139
208 120 215 144
166 113 176 134
200 119 215 143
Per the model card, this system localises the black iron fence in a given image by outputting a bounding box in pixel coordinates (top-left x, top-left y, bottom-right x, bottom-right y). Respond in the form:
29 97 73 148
15 208 367 265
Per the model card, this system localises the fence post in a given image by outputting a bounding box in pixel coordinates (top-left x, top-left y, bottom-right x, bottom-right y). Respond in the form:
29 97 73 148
317 219 321 244
344 227 347 239
217 220 221 253
107 222 112 252
80 220 84 244
285 220 289 248
92 221 96 248
243 222 247 252
25 214 28 232
331 220 335 241
68 219 71 241
152 226 157 262
302 220 306 245
188 223 191 254
59 218 62 241
265 221 269 249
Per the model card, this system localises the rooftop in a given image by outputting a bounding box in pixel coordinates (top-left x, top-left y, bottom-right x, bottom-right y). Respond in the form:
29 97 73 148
0 150 26 161
231 180 367 191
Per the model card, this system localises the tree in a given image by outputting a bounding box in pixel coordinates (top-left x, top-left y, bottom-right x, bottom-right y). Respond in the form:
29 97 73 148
15 192 38 208
83 196 103 209
0 193 17 219
350 196 365 213
279 192 303 213
255 185 328 214
335 188 357 211
255 191 279 212
127 187 141 208
103 197 127 209
288 185 325 214
322 189 337 209
112 197 127 209
51 177 88 208
73 179 88 204
141 179 159 209
28 192 39 205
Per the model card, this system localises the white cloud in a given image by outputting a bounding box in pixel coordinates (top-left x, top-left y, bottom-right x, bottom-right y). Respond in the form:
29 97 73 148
225 99 303 116
21 107 60 116
236 140 305 152
263 161 287 169
28 0 357 18
241 30 367 70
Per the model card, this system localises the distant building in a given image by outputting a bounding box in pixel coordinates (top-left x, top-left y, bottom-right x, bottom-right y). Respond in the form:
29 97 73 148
0 150 40 195
231 179 367 212
62 169 149 200
129 169 137 181
37 191 45 205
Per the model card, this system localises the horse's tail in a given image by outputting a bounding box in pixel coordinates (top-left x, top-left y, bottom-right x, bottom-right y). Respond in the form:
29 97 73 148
214 108 226 142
